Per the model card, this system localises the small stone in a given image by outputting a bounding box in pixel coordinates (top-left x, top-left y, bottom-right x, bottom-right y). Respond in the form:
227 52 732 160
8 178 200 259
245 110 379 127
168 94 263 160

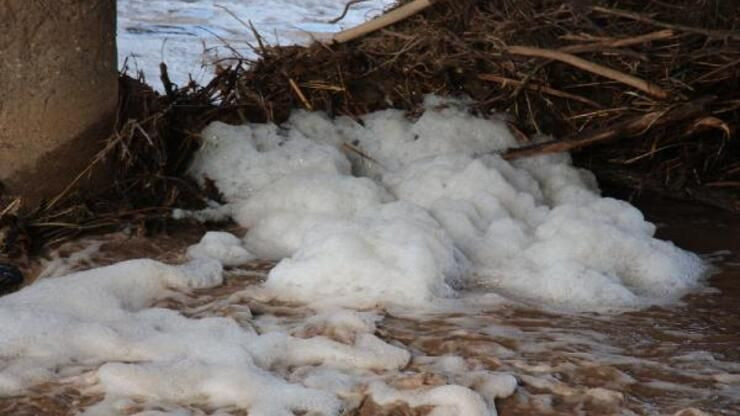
0 263 23 295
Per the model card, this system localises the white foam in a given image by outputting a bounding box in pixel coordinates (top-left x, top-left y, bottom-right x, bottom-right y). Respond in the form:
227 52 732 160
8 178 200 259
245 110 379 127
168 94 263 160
190 97 706 311
189 121 350 202
0 257 410 415
36 241 104 280
413 355 518 406
265 202 466 307
187 231 255 266
238 173 392 259
0 258 223 394
369 381 493 416
4 96 709 415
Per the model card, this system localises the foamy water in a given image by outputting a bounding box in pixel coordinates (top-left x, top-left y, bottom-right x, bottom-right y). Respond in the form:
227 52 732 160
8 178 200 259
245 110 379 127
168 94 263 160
3 211 738 415
2 101 736 415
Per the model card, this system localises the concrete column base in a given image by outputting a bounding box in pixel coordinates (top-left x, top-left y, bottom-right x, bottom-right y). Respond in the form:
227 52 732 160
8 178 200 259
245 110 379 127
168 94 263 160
0 0 118 208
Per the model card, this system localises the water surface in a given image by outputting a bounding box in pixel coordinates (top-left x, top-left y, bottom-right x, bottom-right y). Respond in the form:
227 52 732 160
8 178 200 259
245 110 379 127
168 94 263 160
4 197 738 415
117 0 395 88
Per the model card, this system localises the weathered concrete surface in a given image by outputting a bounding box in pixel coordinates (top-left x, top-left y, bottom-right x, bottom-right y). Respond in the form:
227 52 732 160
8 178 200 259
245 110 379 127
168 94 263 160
0 0 117 207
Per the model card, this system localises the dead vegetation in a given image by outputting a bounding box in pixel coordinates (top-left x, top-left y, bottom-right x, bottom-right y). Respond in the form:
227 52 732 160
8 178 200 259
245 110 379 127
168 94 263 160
1 0 738 259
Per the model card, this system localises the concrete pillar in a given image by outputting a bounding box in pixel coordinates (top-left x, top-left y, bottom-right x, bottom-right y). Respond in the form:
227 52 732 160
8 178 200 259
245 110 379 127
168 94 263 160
0 0 117 208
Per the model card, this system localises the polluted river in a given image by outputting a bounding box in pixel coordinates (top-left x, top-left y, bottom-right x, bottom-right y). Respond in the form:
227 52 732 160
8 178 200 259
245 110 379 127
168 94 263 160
0 1 737 415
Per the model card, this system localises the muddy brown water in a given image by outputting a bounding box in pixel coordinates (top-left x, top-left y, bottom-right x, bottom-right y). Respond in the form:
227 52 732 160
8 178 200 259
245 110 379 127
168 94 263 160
1 196 738 415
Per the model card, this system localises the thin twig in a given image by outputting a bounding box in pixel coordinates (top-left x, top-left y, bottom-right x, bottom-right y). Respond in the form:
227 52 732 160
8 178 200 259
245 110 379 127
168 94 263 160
478 74 602 107
329 0 440 44
44 109 171 212
329 0 371 24
560 29 675 54
248 20 267 57
197 26 244 59
691 57 740 83
214 5 268 56
287 78 313 111
503 97 713 160
0 199 21 217
509 60 549 101
591 6 740 40
341 143 384 168
507 45 670 99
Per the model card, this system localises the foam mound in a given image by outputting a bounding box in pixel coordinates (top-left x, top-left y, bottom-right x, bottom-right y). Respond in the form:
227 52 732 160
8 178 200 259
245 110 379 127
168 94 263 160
190 97 706 311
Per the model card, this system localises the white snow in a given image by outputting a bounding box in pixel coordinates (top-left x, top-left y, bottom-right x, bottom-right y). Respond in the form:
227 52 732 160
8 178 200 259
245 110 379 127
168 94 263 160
190 97 707 312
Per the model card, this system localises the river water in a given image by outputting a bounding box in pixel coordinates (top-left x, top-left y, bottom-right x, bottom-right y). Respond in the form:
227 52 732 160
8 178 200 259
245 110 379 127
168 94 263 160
117 0 395 88
3 196 738 415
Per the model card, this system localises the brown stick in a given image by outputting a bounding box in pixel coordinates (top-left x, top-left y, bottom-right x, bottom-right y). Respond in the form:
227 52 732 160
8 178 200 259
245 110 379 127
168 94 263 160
507 45 670 99
503 97 713 160
287 78 313 111
478 74 602 107
329 0 438 44
159 63 175 97
591 6 740 41
502 31 673 102
560 29 674 54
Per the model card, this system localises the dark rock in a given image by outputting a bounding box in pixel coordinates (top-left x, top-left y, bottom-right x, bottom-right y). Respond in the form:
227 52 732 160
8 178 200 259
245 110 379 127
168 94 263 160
0 263 23 296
